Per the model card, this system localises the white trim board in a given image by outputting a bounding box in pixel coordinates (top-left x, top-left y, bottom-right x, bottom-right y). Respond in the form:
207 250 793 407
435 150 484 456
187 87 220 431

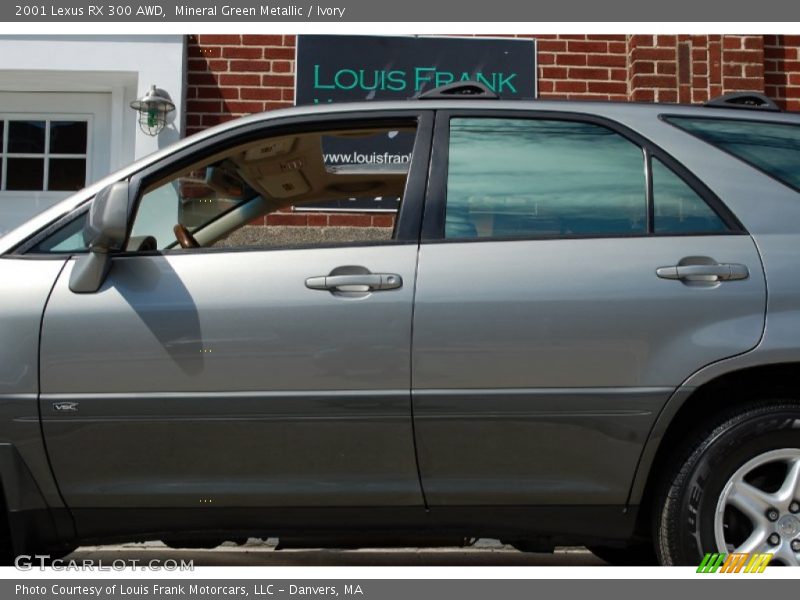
0 35 186 165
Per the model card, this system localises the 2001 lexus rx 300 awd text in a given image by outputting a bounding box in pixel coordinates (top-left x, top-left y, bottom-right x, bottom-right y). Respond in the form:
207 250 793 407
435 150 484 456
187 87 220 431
1 86 800 566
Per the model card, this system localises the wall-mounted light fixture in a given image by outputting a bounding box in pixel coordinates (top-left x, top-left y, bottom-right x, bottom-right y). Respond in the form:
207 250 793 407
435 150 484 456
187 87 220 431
130 85 175 136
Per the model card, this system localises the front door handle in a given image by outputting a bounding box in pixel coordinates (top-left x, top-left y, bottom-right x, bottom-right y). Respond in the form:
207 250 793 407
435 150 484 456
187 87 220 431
656 263 749 281
305 273 403 291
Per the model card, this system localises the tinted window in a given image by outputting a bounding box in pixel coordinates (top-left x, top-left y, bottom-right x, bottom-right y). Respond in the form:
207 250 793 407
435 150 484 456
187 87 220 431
129 124 413 251
667 117 800 191
28 211 88 253
652 158 727 234
29 124 415 255
445 118 647 239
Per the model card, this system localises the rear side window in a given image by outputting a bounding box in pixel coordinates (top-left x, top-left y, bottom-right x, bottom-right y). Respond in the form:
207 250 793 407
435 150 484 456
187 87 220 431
445 118 647 239
444 117 730 240
666 117 800 191
652 157 727 234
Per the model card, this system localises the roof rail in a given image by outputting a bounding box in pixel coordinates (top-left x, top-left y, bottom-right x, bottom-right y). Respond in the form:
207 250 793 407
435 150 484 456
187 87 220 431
417 81 499 100
704 92 781 112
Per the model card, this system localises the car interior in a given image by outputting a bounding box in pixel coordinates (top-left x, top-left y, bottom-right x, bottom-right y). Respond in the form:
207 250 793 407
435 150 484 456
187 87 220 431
127 125 415 252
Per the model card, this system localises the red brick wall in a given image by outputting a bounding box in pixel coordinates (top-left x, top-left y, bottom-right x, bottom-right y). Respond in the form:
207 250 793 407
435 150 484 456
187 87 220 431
765 35 800 111
187 34 800 132
626 35 768 104
186 34 296 136
184 33 800 228
249 212 395 228
531 35 629 101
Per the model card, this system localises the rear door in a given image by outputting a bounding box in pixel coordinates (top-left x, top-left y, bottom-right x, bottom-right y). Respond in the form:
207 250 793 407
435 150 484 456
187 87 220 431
411 111 766 506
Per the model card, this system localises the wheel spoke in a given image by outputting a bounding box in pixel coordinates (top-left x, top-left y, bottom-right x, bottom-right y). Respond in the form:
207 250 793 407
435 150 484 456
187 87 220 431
775 457 800 505
714 449 800 561
773 541 800 566
732 527 768 554
728 480 774 525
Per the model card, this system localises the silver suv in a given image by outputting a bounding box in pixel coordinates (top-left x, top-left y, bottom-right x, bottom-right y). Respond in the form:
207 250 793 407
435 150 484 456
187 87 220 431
1 85 799 566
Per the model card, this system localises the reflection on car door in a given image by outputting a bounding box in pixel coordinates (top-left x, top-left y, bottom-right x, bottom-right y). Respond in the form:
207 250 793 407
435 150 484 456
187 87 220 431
37 114 432 527
41 246 423 514
410 113 767 507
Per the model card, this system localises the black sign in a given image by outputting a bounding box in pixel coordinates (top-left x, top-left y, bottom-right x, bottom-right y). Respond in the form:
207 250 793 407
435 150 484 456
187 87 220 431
296 35 536 104
295 35 536 212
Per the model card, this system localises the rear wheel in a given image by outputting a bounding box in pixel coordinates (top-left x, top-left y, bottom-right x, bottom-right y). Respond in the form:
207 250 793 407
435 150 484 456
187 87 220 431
656 401 800 566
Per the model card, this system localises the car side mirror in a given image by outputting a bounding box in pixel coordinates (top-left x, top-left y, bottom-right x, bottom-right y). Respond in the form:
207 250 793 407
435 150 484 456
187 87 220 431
69 181 131 293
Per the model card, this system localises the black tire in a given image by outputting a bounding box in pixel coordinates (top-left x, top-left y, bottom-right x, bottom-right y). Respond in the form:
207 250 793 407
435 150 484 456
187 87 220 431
48 546 78 561
588 543 658 566
655 401 800 566
0 504 74 565
0 509 14 566
0 540 14 566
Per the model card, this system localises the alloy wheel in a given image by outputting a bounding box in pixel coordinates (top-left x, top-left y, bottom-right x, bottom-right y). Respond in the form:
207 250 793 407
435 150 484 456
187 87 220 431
714 448 800 565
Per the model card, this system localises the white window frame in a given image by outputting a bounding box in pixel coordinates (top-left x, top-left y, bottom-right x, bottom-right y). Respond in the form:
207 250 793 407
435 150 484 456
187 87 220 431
0 113 93 196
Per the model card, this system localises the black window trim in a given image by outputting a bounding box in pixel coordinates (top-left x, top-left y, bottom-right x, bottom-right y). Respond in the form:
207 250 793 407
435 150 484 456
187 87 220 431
421 108 747 243
661 113 800 195
644 147 655 234
16 109 435 257
127 110 434 253
12 202 92 256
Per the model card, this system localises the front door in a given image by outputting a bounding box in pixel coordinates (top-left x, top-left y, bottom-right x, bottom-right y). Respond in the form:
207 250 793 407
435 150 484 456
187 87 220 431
411 113 767 506
38 113 432 522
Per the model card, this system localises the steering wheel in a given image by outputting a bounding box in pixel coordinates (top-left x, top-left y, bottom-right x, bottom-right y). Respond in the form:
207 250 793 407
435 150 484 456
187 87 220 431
173 224 200 249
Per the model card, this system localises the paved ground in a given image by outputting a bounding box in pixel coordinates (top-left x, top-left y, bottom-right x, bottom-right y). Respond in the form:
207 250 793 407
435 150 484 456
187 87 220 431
68 539 606 566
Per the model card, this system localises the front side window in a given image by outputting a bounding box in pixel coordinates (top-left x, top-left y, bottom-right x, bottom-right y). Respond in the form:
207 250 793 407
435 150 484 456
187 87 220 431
28 210 88 253
445 118 647 239
666 116 800 192
128 123 415 251
29 122 418 255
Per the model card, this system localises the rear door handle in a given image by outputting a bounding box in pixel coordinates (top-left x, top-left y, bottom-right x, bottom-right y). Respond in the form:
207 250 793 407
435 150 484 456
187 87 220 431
656 263 749 281
305 273 403 291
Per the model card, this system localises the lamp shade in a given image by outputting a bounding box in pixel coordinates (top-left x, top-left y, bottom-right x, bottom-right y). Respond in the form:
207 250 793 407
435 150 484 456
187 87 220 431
130 85 175 136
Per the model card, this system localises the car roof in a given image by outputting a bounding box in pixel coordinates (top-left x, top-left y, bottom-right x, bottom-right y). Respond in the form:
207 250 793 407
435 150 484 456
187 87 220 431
2 97 798 253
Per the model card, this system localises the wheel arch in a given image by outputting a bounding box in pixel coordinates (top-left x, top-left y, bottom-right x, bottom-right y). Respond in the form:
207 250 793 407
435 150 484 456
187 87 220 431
628 362 800 535
0 443 71 556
